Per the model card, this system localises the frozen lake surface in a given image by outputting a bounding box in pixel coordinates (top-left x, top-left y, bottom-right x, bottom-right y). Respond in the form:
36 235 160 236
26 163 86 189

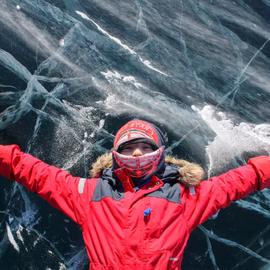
0 0 270 269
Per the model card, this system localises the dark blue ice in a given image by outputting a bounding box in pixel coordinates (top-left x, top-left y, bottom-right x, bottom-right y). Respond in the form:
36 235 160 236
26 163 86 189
0 0 270 269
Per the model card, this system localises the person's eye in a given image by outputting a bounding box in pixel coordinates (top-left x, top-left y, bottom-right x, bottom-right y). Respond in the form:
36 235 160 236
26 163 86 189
121 146 133 152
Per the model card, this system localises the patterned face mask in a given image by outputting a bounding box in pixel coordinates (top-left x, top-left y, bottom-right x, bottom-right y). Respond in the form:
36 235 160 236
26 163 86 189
112 146 165 179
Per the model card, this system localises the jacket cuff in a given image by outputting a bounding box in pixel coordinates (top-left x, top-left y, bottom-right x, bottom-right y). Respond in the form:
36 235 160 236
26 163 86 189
0 144 21 180
248 156 270 190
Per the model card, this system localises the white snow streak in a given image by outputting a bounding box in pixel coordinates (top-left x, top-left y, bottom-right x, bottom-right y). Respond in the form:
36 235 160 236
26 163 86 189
76 11 168 76
6 223 20 252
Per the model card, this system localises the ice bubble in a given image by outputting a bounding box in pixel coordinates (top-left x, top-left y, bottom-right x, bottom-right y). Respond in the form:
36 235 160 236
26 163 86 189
59 38 65 47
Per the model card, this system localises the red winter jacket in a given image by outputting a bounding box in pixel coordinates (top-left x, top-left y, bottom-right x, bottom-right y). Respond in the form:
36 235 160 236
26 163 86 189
0 144 270 270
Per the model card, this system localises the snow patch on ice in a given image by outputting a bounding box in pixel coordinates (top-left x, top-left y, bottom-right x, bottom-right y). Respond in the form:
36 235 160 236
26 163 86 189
193 105 270 176
89 118 105 138
6 223 20 252
101 70 143 88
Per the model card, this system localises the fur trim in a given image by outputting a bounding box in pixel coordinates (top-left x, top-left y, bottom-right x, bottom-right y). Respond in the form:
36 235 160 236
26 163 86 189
165 156 204 187
90 153 204 187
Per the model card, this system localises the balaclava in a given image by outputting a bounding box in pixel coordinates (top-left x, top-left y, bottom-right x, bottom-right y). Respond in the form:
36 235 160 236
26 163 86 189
112 119 167 180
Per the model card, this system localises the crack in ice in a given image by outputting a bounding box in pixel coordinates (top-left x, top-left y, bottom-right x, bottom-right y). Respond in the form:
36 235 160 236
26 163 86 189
76 10 168 76
199 226 270 264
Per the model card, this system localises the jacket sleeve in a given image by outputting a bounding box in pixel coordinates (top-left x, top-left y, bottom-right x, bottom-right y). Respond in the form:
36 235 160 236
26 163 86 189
183 156 270 231
0 144 97 226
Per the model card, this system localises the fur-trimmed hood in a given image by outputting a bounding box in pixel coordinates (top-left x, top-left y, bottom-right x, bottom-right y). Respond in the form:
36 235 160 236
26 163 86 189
90 153 205 187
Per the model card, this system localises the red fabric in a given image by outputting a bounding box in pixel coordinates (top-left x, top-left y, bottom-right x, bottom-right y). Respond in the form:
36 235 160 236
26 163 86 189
248 156 270 190
1 144 270 270
112 147 164 178
114 120 161 150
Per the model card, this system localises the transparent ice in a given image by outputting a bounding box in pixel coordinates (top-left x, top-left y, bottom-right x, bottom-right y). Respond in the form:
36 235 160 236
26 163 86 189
0 0 270 269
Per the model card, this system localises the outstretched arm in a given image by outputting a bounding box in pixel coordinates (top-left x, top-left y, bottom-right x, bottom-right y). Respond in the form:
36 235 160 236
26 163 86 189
182 156 270 231
0 144 96 225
